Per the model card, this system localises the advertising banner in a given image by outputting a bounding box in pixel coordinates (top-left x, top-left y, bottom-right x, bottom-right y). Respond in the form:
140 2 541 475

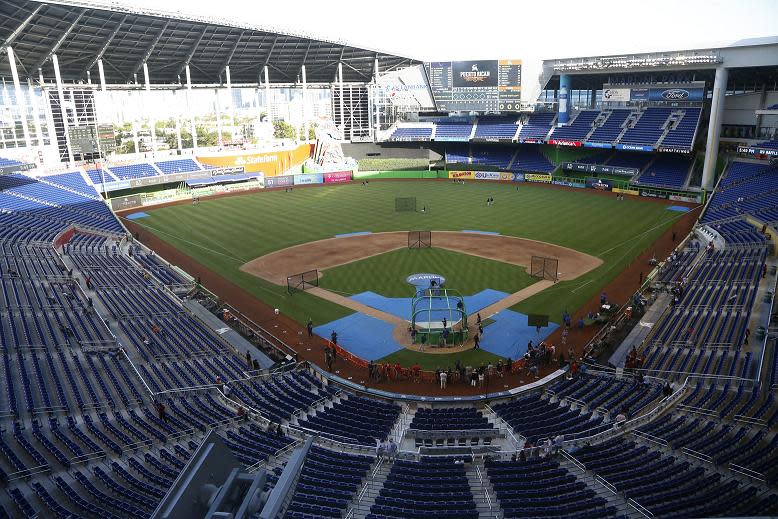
521 138 542 144
323 171 352 184
669 194 702 203
583 142 613 149
547 139 582 147
294 173 324 185
657 146 692 153
449 171 475 179
562 162 638 176
0 162 35 174
640 190 668 199
525 173 552 183
630 88 649 101
602 88 631 102
738 145 778 156
585 177 613 191
499 172 516 181
613 187 640 196
265 175 294 188
196 143 313 175
648 87 705 102
552 180 586 188
473 171 502 181
616 143 654 152
513 173 525 182
435 136 471 142
110 194 142 211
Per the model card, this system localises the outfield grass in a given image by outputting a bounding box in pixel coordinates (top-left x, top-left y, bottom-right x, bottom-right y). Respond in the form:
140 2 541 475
320 247 537 298
137 180 682 331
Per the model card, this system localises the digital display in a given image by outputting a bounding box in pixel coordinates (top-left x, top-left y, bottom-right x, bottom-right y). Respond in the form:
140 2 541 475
425 59 522 112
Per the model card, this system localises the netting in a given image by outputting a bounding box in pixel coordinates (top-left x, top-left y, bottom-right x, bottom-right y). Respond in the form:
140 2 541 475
530 255 559 282
408 230 432 249
287 269 319 294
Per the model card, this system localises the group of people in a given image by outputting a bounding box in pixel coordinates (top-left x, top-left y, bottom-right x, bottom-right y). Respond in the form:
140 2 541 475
513 434 565 461
375 438 398 460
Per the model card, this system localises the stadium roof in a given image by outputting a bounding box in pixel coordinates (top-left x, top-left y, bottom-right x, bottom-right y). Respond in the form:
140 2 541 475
0 0 420 85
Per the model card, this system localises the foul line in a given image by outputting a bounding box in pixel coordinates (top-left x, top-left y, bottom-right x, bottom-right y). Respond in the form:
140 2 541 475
120 217 249 265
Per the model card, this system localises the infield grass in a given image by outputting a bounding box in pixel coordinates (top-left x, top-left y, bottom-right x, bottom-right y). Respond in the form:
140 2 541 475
319 247 537 298
136 180 684 338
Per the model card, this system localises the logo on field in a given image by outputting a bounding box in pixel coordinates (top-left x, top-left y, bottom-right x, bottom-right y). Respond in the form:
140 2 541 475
661 89 689 100
406 273 446 287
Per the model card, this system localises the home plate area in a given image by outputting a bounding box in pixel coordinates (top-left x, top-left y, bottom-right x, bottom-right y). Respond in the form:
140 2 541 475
313 289 559 361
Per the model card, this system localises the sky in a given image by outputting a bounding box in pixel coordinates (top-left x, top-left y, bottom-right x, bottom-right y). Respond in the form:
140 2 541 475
103 0 778 100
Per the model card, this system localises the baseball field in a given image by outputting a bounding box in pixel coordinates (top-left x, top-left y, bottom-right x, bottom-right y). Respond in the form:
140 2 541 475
125 180 690 368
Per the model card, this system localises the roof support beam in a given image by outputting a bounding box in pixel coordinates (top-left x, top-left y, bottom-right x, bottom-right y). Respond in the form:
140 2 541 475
128 20 171 80
341 60 370 81
217 31 244 80
32 10 86 72
176 26 208 77
3 4 44 49
81 14 128 77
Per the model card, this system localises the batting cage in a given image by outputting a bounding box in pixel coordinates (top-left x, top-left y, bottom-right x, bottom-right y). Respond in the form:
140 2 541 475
411 288 469 347
530 255 559 282
287 269 319 294
395 196 417 212
408 230 432 249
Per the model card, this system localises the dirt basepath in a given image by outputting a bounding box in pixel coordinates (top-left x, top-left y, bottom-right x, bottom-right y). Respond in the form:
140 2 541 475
241 231 602 285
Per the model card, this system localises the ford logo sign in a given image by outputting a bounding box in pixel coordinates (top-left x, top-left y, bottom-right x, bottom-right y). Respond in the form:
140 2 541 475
661 89 689 100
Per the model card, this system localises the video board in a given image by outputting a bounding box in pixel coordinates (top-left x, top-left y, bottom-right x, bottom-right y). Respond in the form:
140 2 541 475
424 59 522 112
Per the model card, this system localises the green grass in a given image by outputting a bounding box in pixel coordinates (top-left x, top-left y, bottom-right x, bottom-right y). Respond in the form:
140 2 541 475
380 347 506 371
137 180 683 331
320 247 536 298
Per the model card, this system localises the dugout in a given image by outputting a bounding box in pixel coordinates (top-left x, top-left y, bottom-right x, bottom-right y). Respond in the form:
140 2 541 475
411 288 469 347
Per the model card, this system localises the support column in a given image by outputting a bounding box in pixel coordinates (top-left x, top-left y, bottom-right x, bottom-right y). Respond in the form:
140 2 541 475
301 64 308 141
702 67 728 191
174 90 182 152
143 62 157 153
338 62 345 135
590 88 597 109
52 54 74 164
254 86 262 142
215 88 223 145
98 59 107 92
557 73 571 125
373 58 380 138
225 65 235 140
26 79 44 151
186 65 197 150
7 47 32 150
264 66 272 123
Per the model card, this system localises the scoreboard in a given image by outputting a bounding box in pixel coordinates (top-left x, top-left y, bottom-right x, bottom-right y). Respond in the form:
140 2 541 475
424 59 522 112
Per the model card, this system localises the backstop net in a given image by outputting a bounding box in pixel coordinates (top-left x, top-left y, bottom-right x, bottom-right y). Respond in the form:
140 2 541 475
530 256 559 282
287 269 319 294
395 196 417 212
408 230 432 249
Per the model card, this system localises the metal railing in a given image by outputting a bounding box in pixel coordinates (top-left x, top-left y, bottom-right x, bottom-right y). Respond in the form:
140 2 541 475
345 456 385 519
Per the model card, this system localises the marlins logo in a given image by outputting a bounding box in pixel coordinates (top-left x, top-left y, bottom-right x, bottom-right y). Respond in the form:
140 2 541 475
459 63 490 83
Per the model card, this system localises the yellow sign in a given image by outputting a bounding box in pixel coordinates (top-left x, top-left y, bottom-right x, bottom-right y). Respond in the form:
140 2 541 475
197 144 312 175
525 173 552 183
449 171 475 179
613 187 639 196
